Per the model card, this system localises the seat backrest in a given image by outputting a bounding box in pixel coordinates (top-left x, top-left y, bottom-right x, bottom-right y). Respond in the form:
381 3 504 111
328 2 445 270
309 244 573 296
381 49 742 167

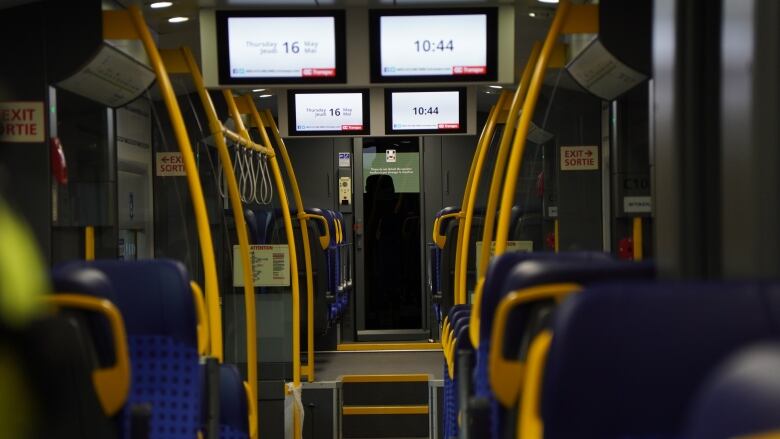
55 259 201 439
542 282 780 439
246 208 276 245
219 364 249 439
684 343 780 439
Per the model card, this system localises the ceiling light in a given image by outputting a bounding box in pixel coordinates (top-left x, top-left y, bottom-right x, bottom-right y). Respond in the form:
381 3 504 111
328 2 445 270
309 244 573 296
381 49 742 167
168 16 189 23
538 0 559 3
528 12 536 17
489 85 502 89
259 94 273 98
150 1 173 8
252 88 266 93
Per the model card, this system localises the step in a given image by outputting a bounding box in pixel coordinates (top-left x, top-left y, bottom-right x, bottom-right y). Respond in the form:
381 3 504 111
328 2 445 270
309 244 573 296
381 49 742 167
337 342 442 352
340 374 431 439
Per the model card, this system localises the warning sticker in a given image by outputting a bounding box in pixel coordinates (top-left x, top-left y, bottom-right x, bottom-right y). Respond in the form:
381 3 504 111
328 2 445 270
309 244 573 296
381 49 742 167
156 152 185 176
561 146 599 171
0 101 44 143
233 244 291 287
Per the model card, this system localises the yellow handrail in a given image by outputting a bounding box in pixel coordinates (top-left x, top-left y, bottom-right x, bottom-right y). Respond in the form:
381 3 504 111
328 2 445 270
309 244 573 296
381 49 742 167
126 7 223 360
85 226 95 260
261 109 318 383
470 42 542 348
452 105 494 304
453 101 503 305
495 0 572 256
46 294 131 416
633 217 643 261
176 49 254 402
242 102 303 438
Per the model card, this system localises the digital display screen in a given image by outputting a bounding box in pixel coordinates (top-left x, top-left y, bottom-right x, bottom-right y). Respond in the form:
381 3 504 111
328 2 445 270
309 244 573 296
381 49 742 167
385 88 466 134
370 8 497 83
288 89 369 136
216 11 346 84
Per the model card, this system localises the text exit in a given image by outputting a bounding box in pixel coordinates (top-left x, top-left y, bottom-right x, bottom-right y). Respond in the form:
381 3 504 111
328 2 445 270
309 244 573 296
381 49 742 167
560 146 599 171
0 101 44 143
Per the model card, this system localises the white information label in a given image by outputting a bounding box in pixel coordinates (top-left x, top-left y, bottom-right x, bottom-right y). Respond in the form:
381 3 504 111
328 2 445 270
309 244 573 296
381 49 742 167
624 196 652 213
567 39 648 101
233 244 291 287
294 93 363 132
57 45 155 108
527 122 554 145
561 146 599 171
156 152 185 177
0 101 44 143
475 240 534 269
390 91 461 131
380 14 488 77
548 206 558 218
338 152 351 167
228 16 337 79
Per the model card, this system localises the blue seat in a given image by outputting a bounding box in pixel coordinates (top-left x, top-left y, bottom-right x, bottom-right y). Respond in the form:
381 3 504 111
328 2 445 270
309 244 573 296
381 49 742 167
684 343 780 439
245 208 275 245
539 281 780 439
476 254 654 439
53 259 202 439
219 364 249 439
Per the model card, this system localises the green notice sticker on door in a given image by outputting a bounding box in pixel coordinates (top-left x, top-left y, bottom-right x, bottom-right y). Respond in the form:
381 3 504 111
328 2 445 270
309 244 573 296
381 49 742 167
233 244 290 287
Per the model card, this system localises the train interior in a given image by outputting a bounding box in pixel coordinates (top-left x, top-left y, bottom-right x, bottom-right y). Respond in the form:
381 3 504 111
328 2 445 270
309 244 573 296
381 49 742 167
1 0 780 438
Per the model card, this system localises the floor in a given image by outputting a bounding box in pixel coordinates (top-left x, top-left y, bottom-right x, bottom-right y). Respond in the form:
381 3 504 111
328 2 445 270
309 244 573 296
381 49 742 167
312 351 444 382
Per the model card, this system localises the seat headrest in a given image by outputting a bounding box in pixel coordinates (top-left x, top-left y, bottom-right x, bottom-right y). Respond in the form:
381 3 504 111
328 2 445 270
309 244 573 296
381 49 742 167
479 252 620 343
247 209 275 245
684 343 780 439
219 364 249 434
55 259 197 347
542 281 780 439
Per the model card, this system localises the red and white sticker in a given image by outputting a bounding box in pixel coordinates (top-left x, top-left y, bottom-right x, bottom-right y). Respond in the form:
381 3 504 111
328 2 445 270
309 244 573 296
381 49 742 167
0 101 44 143
156 152 185 177
560 146 599 171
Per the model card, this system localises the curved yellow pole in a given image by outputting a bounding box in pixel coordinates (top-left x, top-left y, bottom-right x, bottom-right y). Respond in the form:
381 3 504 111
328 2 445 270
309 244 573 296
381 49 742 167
219 89 261 429
495 0 571 256
469 43 542 347
237 100 302 437
179 47 249 376
456 92 509 306
127 7 222 360
259 109 317 383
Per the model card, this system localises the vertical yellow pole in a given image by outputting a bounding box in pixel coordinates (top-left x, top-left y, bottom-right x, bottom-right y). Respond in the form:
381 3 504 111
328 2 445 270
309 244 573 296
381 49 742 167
554 219 560 253
127 7 223 360
452 103 498 304
495 0 571 256
178 49 253 412
632 217 642 261
85 226 95 260
260 109 316 383
456 92 509 306
469 43 542 347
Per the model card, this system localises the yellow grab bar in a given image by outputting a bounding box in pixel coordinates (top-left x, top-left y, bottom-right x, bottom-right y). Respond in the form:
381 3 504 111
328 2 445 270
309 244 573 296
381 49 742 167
516 330 552 439
85 226 95 261
633 217 643 261
495 0 572 256
46 294 130 416
301 213 331 250
261 109 317 383
432 211 462 249
190 281 210 356
126 8 223 361
456 92 509 305
488 283 579 407
470 42 542 347
244 380 258 439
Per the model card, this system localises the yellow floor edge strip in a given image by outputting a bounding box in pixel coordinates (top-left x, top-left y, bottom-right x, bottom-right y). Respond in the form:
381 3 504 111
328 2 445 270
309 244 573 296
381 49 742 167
336 342 442 351
341 374 429 383
342 405 429 415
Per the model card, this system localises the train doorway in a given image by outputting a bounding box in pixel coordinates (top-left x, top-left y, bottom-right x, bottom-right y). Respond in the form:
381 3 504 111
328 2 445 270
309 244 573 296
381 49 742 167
357 137 428 340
